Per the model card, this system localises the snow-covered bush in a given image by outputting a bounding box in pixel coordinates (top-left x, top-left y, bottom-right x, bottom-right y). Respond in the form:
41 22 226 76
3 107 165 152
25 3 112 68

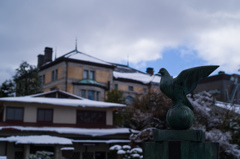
121 91 171 130
189 91 240 159
130 127 155 143
126 91 240 159
109 145 143 159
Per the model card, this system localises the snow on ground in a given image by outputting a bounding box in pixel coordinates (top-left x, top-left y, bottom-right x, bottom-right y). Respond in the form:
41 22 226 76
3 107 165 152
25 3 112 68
0 135 72 145
0 126 138 137
113 71 160 84
0 96 125 108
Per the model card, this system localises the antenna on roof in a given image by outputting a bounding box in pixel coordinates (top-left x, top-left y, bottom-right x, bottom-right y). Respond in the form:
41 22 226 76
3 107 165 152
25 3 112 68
75 37 78 51
127 55 129 67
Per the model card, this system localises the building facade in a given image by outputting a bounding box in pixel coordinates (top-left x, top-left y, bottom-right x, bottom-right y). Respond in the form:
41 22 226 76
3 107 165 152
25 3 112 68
0 90 136 159
194 71 240 104
37 47 161 102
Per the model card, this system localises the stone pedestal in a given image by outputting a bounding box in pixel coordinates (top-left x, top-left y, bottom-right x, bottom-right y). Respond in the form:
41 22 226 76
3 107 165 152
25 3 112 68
143 129 219 159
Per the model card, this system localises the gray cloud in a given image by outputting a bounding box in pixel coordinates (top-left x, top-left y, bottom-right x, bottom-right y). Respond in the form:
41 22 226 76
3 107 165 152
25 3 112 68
0 0 240 84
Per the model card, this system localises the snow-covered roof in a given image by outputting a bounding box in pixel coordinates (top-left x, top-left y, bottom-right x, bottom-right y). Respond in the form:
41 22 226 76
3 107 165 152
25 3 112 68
29 89 83 99
61 49 112 66
0 126 138 137
0 135 72 145
61 147 74 150
215 101 240 114
73 139 131 144
0 96 125 108
113 71 160 84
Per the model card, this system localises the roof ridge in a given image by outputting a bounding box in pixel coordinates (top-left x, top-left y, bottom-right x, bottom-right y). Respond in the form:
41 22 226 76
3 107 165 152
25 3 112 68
57 49 113 66
75 50 113 65
29 89 83 99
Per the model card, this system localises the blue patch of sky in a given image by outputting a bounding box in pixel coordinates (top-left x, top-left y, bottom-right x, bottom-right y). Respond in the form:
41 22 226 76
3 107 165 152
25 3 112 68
137 46 207 77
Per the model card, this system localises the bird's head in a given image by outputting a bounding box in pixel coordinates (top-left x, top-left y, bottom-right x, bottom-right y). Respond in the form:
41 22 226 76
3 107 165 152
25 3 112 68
158 68 168 76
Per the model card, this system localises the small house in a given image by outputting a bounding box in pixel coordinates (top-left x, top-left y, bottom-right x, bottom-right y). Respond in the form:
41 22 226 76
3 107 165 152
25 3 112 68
0 90 136 159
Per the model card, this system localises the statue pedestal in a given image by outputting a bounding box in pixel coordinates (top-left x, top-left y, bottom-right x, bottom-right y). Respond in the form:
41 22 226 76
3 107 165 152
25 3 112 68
143 129 219 159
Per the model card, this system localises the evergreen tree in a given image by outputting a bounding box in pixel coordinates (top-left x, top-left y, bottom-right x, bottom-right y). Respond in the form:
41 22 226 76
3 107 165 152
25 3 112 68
105 89 125 126
0 79 15 97
105 89 125 104
13 61 41 96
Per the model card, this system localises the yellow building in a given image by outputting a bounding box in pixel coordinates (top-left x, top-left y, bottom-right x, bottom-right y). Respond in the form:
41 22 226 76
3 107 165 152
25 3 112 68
38 47 160 103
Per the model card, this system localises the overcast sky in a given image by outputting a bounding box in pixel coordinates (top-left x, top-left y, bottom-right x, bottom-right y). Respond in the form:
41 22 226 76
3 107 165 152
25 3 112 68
1 0 240 84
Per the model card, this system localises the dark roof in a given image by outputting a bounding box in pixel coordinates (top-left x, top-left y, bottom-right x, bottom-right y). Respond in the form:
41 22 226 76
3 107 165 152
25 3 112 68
199 73 240 83
40 49 115 70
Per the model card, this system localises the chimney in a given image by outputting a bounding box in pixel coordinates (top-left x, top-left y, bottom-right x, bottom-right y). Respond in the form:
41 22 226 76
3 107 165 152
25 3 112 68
44 47 53 63
37 54 44 68
146 67 154 76
218 71 225 75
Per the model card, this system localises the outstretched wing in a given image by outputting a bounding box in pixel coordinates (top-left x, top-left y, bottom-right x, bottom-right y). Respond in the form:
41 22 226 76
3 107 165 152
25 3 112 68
174 65 219 95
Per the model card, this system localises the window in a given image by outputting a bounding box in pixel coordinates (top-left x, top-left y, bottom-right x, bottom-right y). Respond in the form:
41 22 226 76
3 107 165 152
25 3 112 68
143 88 147 94
90 71 95 80
55 69 58 80
6 107 23 121
83 70 95 80
51 71 55 81
128 86 133 91
0 106 3 122
96 92 99 101
88 90 95 100
81 90 86 98
114 84 118 90
37 109 53 123
42 75 45 84
77 110 106 125
95 152 106 159
39 76 42 85
83 70 89 79
125 96 133 104
82 90 99 100
51 69 58 81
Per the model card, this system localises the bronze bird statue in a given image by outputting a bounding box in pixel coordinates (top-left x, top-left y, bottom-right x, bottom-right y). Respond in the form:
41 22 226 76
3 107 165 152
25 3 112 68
159 65 219 129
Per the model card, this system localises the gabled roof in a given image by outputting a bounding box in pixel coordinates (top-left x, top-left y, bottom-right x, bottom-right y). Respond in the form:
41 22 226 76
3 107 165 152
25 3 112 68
0 90 125 108
40 48 114 70
29 89 83 99
59 49 112 66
